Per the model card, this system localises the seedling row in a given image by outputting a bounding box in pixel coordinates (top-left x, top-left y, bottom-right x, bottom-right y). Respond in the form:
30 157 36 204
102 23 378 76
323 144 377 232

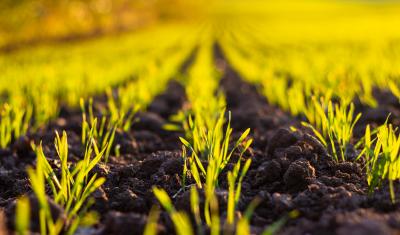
0 20 399 235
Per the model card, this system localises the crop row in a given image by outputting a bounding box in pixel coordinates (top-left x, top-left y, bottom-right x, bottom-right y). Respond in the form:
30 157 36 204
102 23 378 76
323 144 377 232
0 24 198 148
219 27 400 201
0 18 399 235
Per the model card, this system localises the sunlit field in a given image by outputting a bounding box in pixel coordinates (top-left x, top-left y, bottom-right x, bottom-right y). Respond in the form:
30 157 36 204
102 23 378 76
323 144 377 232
0 1 399 234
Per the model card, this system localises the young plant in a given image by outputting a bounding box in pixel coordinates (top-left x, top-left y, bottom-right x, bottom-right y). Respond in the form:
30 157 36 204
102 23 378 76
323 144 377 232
152 187 194 235
26 146 65 235
261 78 309 117
174 36 238 202
152 186 291 235
180 111 251 185
388 80 400 102
235 198 261 235
80 98 118 163
15 196 30 235
26 131 106 234
143 206 161 235
303 98 361 161
180 111 252 225
105 89 138 132
361 123 400 203
227 158 252 225
23 86 59 130
0 103 32 148
153 186 226 235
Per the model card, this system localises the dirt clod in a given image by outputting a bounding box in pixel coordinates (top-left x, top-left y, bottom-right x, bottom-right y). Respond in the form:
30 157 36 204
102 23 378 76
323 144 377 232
284 159 316 192
267 129 299 156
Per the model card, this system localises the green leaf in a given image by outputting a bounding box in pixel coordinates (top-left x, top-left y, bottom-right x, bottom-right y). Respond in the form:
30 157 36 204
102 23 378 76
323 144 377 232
144 207 160 235
15 196 30 235
153 187 174 213
190 159 203 188
179 137 191 148
190 186 201 226
163 123 182 131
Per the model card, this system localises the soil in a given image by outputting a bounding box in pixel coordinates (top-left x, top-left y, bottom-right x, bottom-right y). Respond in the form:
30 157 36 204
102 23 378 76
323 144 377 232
0 45 400 235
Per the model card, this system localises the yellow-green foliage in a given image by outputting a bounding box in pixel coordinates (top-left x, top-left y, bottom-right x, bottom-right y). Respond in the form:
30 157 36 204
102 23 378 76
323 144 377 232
180 113 252 226
0 24 196 131
389 81 400 101
26 146 64 235
152 187 194 235
26 131 106 234
5 1 400 233
152 186 237 235
152 186 289 235
80 98 119 163
143 206 161 235
361 124 400 203
217 2 400 163
172 30 226 145
217 1 400 116
15 196 30 235
302 99 361 162
175 28 254 228
220 32 399 109
109 32 198 124
0 103 31 148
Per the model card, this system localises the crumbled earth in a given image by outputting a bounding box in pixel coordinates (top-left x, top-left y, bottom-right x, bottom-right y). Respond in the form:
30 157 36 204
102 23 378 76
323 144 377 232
0 48 399 235
216 44 400 235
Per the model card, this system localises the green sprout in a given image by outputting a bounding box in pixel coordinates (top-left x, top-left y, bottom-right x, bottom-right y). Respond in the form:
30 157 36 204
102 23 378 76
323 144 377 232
25 131 106 234
143 206 161 235
303 98 361 162
153 187 194 235
80 98 118 163
152 186 292 235
180 111 251 187
0 103 32 148
360 123 400 203
26 145 65 235
15 196 30 235
388 80 400 102
105 88 138 132
227 157 252 225
180 111 252 225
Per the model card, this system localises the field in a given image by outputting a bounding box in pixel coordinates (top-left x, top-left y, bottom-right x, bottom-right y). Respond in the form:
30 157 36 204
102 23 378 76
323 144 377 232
0 1 400 234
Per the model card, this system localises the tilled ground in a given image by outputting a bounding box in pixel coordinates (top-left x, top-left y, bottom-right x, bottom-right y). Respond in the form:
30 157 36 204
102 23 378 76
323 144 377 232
219 62 400 235
0 49 400 235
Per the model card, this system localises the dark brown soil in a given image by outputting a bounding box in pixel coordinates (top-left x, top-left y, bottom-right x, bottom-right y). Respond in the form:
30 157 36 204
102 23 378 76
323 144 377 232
0 45 399 235
215 44 400 235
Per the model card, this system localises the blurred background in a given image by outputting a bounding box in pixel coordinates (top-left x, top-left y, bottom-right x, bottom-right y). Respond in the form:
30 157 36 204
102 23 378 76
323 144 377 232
2 0 400 52
0 0 205 51
0 0 399 130
0 0 400 51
